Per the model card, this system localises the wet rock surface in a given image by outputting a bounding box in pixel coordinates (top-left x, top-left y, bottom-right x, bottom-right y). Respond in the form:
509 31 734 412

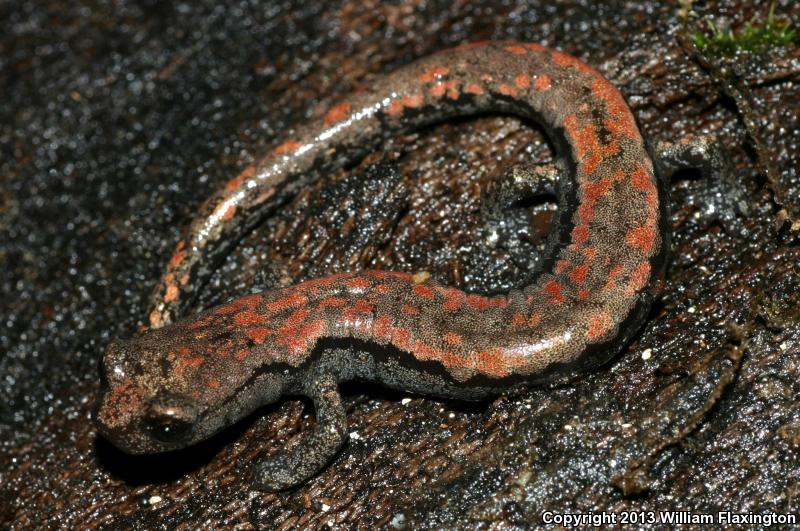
1 0 799 528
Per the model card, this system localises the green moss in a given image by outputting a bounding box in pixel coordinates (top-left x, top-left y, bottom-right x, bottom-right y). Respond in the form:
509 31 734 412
693 2 796 55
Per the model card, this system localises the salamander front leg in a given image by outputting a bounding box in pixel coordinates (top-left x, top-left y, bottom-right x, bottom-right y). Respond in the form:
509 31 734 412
253 373 347 491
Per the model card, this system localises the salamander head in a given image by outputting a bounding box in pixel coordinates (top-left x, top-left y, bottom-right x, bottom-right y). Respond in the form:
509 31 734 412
94 318 285 454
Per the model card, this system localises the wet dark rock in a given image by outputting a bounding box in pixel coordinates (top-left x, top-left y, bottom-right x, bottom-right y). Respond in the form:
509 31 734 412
1 0 798 528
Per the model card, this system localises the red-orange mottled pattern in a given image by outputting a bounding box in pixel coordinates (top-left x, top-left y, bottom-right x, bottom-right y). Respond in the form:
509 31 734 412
141 41 664 388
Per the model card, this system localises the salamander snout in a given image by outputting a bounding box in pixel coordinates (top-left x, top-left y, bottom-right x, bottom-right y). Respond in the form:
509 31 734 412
143 393 198 445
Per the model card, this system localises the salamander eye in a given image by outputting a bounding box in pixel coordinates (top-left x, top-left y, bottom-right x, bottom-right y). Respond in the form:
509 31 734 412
144 394 197 444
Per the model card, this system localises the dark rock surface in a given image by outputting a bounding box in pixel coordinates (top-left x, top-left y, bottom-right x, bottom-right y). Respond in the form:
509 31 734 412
2 0 799 528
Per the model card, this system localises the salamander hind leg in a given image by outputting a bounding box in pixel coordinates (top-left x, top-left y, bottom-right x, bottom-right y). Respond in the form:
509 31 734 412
252 373 347 491
481 162 562 221
655 136 749 232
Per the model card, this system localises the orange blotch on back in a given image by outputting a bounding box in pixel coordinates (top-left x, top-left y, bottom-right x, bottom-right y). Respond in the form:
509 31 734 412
224 163 257 192
628 261 652 292
489 297 509 308
266 292 307 313
388 100 404 116
577 176 613 224
542 280 565 303
318 296 347 310
233 310 267 326
164 285 179 303
443 332 463 346
403 94 425 108
569 263 589 285
515 73 531 89
168 249 187 269
419 66 450 82
440 288 466 311
283 308 310 327
582 246 598 260
401 304 419 316
352 299 374 313
563 114 599 162
535 74 551 91
630 166 656 192
465 83 484 95
466 294 491 310
373 314 394 341
582 153 602 177
278 319 325 355
476 349 509 378
550 50 596 76
593 142 621 176
498 84 518 97
626 225 657 254
393 328 413 351
346 277 370 290
413 341 443 363
630 166 659 212
246 327 272 344
324 101 352 125
591 78 641 142
604 264 625 291
388 93 425 117
505 44 528 55
577 201 594 225
342 299 374 320
413 284 435 299
429 80 459 99
571 225 590 246
604 117 641 144
585 176 612 202
179 357 204 370
554 260 572 274
587 311 613 340
608 169 626 183
148 310 164 329
274 140 301 155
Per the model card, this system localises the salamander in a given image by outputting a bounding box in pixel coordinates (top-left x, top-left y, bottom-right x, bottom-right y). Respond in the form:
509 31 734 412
95 41 743 491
